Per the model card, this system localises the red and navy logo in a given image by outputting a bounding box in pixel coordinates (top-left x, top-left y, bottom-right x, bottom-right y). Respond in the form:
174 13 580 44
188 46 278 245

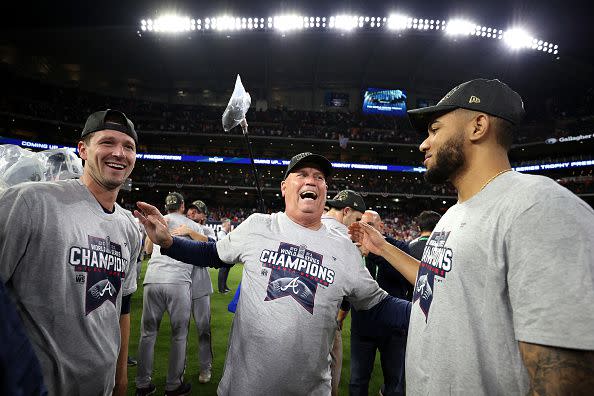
68 235 128 315
412 231 453 322
261 242 335 314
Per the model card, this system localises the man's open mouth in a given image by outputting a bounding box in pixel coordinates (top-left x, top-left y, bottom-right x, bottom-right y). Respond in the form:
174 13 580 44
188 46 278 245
299 191 318 200
106 162 126 170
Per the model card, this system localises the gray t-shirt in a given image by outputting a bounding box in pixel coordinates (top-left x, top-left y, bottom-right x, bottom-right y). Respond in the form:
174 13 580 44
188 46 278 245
190 222 214 298
0 179 141 396
202 224 217 240
215 212 387 395
406 171 594 395
144 212 200 285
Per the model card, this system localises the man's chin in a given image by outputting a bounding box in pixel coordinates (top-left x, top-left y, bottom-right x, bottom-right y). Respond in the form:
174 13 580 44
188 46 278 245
424 168 450 184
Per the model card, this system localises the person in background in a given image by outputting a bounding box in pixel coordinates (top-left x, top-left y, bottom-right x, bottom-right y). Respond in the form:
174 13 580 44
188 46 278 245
407 210 441 261
217 218 232 294
350 210 411 396
136 192 198 396
322 189 366 396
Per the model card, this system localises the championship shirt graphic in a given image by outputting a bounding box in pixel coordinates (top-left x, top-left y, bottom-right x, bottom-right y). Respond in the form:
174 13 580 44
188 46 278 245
261 242 335 314
68 235 128 315
412 231 453 322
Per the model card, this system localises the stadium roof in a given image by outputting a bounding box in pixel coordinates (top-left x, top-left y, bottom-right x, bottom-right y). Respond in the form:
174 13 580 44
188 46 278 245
1 0 592 100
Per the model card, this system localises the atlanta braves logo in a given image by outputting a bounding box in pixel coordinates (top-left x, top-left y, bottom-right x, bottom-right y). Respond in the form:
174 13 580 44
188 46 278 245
262 242 333 314
280 277 301 294
69 235 127 315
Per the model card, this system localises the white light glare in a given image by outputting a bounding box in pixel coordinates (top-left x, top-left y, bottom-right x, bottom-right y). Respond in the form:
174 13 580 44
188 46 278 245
503 28 533 50
387 14 408 30
445 19 475 36
153 14 191 33
214 15 237 31
273 14 304 31
332 15 358 30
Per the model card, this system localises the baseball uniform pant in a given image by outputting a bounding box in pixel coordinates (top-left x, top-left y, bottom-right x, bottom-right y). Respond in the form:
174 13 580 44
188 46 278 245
136 283 191 391
192 294 213 371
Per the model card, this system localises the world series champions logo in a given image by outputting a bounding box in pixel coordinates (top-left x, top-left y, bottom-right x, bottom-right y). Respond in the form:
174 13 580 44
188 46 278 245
412 231 453 322
68 235 128 315
261 242 335 314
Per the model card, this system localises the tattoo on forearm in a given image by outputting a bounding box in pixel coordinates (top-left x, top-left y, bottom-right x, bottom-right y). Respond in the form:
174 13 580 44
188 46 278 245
519 341 594 395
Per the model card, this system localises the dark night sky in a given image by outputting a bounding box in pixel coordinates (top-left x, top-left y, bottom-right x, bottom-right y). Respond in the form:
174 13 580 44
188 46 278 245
2 0 590 62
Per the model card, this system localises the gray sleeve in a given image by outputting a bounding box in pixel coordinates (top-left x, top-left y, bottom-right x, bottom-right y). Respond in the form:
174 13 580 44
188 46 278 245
122 221 142 296
344 244 389 311
506 196 594 350
0 187 34 283
216 215 253 264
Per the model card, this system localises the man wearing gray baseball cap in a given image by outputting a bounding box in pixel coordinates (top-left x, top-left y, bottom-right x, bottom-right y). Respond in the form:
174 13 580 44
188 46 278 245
350 79 594 395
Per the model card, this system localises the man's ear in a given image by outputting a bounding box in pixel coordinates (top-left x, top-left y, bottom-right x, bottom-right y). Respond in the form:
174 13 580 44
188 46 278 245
468 113 491 143
77 141 88 161
281 180 286 197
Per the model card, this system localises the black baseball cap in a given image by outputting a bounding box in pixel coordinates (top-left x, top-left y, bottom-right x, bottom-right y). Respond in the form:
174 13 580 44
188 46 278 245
284 152 333 180
81 109 138 145
188 200 208 214
407 79 525 134
165 192 184 211
326 190 366 212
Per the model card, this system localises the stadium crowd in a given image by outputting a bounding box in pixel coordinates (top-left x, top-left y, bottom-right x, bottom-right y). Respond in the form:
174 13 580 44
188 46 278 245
2 74 593 146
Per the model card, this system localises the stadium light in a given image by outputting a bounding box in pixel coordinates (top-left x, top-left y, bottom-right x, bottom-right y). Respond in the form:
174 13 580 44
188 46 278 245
152 14 192 33
273 14 304 31
503 28 533 49
387 14 408 30
445 19 475 36
331 15 358 30
138 12 560 56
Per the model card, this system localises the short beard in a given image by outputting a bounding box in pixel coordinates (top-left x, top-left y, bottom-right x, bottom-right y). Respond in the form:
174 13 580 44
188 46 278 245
424 131 466 184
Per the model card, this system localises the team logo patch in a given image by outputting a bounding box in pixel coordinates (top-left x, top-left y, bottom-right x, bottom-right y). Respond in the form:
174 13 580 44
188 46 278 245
412 231 453 322
68 235 128 315
261 242 335 314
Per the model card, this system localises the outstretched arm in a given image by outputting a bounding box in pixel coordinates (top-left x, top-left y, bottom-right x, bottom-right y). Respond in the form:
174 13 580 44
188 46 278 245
171 224 209 242
349 222 420 285
134 201 173 248
161 236 230 269
519 341 594 395
362 295 412 331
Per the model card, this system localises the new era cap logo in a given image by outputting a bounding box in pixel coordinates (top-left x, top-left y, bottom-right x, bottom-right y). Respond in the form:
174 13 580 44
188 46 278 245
334 191 348 201
469 96 481 104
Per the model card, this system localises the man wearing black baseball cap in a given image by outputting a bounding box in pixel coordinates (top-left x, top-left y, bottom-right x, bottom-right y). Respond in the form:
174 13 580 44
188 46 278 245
135 152 413 395
0 109 142 395
350 79 594 395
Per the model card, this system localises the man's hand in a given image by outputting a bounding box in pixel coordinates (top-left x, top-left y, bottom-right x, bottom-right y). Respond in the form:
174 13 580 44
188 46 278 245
359 244 370 257
134 201 173 248
171 224 192 237
349 221 388 256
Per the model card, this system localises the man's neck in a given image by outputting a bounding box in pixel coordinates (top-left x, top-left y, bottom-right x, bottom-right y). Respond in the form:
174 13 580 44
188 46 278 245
286 211 323 230
80 174 119 212
452 149 511 203
420 231 432 237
